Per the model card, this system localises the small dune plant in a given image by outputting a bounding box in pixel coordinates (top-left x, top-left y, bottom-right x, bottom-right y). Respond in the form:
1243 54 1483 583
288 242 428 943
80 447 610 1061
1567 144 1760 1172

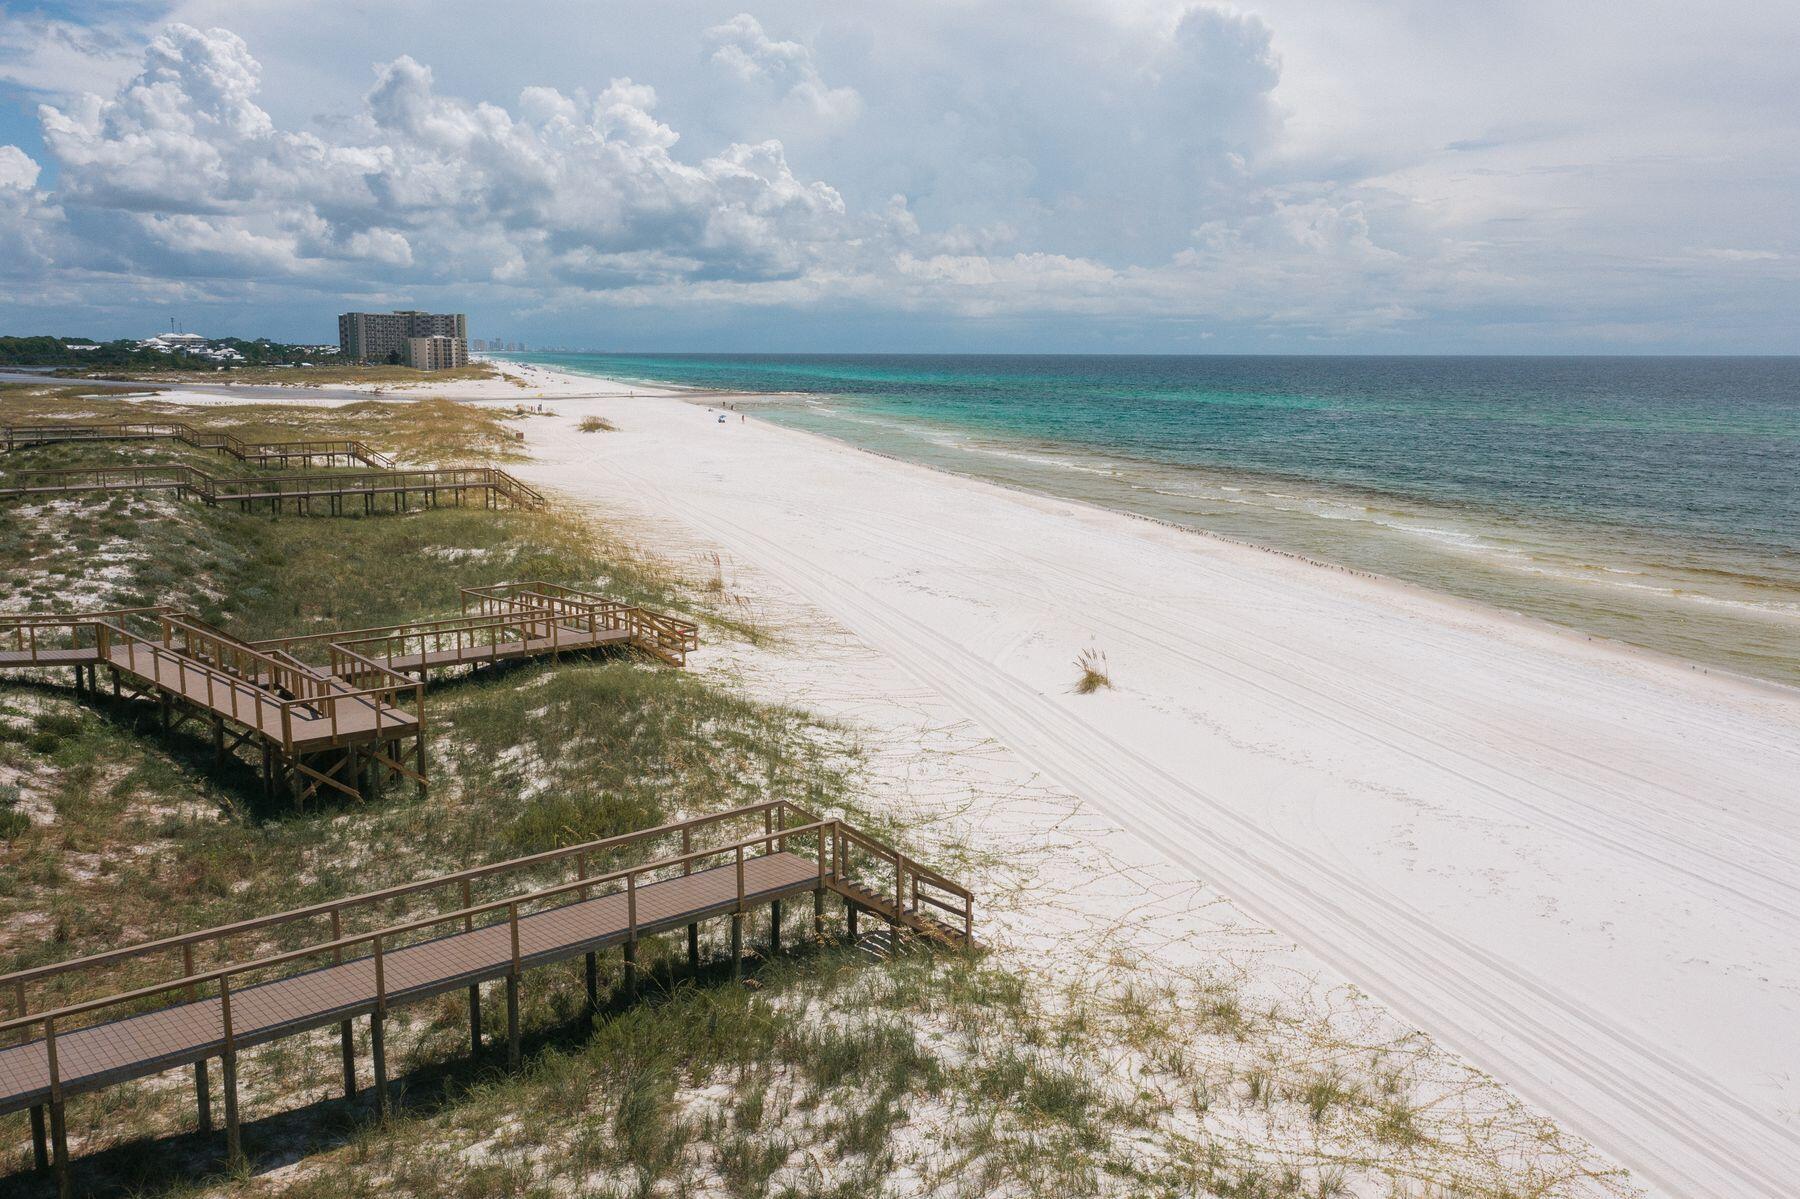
578 415 618 432
1074 647 1113 694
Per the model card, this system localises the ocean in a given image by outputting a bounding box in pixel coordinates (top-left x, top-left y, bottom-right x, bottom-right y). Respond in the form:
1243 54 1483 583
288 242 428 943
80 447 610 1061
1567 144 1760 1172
509 353 1800 688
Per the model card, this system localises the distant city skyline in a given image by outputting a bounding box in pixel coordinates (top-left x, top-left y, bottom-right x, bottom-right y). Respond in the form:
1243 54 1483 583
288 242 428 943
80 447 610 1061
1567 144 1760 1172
1 3 1796 353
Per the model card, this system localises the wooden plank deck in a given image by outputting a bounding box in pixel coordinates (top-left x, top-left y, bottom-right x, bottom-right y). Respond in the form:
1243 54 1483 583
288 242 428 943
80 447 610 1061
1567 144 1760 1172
0 647 97 667
99 642 419 752
0 853 822 1114
379 626 633 674
0 584 691 804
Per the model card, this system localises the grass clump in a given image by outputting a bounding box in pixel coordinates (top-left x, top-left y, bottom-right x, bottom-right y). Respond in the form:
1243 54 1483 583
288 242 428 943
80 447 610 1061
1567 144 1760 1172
1074 646 1114 693
0 785 27 841
578 415 618 433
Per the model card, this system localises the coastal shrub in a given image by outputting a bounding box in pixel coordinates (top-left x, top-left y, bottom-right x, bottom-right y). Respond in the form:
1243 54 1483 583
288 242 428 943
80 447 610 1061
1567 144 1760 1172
579 415 618 432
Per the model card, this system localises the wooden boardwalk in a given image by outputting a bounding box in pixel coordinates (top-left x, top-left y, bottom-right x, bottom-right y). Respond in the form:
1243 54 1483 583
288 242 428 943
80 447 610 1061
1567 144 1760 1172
1 421 394 469
1 419 546 513
0 464 548 514
0 585 699 802
0 801 973 1195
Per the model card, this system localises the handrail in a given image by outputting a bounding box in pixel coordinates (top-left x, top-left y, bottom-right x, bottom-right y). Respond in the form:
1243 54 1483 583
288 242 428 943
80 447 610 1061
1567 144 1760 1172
1 421 389 467
834 819 970 901
0 610 421 751
0 462 537 509
0 808 971 1048
0 606 172 635
0 800 802 994
0 819 842 1041
254 610 582 659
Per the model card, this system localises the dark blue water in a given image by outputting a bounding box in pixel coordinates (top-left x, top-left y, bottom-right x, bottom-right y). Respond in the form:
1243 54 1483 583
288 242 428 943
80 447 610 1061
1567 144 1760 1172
514 353 1800 684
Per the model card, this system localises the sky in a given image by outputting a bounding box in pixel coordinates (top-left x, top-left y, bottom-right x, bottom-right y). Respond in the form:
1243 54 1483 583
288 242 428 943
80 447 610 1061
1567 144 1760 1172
0 1 1796 353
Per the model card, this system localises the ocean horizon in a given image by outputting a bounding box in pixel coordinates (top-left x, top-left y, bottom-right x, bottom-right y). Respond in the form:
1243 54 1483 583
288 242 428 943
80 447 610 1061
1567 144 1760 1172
508 352 1800 688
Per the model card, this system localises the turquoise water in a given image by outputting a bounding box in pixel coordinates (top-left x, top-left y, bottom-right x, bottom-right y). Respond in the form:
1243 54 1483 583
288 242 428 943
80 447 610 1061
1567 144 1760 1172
511 353 1800 686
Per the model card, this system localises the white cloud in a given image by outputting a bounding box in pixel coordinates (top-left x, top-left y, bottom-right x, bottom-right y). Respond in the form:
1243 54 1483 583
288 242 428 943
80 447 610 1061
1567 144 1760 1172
704 13 862 126
1 4 1796 350
0 144 39 190
29 24 851 295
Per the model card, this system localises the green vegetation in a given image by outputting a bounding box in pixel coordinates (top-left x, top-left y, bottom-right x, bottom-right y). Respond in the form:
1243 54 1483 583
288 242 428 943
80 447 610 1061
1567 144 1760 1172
579 415 619 432
0 335 331 371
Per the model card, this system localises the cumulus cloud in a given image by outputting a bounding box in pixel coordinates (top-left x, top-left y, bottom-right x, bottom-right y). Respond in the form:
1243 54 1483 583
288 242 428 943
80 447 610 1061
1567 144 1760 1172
0 145 54 279
705 13 862 126
30 23 850 295
0 144 39 190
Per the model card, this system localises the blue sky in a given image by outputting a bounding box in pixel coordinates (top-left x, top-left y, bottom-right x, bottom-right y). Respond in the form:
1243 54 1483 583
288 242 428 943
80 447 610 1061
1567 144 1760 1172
0 1 1796 353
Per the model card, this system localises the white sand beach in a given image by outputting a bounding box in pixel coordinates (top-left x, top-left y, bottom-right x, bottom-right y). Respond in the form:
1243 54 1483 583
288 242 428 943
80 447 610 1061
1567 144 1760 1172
445 361 1800 1199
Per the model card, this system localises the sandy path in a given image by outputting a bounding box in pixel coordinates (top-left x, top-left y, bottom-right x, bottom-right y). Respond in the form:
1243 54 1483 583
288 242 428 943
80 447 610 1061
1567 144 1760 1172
490 376 1800 1198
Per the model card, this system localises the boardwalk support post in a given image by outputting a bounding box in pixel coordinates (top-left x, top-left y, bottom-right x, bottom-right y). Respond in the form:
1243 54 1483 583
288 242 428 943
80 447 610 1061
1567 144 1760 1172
507 900 522 1070
220 978 242 1170
196 1058 212 1132
585 951 599 1021
683 825 699 972
372 933 389 1120
505 976 520 1070
50 1100 70 1199
370 1012 388 1119
770 899 782 956
45 1014 69 1197
340 1023 356 1102
30 1104 48 1172
462 879 480 1053
183 944 212 1132
846 897 859 943
730 913 744 981
813 887 826 941
622 941 636 998
331 910 355 1101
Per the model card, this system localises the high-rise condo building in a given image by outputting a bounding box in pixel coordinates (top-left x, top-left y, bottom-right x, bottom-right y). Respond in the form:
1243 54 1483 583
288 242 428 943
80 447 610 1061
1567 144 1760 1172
337 310 468 365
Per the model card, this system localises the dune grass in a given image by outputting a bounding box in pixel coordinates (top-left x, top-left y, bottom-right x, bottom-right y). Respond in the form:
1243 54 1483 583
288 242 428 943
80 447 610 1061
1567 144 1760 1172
1074 647 1113 694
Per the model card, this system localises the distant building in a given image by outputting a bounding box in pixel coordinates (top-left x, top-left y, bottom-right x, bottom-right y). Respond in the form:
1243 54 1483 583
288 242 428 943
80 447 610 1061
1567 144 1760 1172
404 335 469 372
133 331 243 362
338 310 468 363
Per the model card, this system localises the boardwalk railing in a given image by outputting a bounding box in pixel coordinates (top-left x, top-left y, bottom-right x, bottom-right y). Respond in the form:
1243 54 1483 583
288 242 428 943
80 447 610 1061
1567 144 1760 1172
0 453 547 515
0 609 423 757
1 421 393 468
1 583 696 802
0 800 972 1188
463 581 699 665
0 464 217 500
0 799 971 1045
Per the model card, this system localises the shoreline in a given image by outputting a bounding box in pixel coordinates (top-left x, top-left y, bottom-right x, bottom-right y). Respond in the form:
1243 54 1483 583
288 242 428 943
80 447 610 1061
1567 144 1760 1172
500 356 1800 701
